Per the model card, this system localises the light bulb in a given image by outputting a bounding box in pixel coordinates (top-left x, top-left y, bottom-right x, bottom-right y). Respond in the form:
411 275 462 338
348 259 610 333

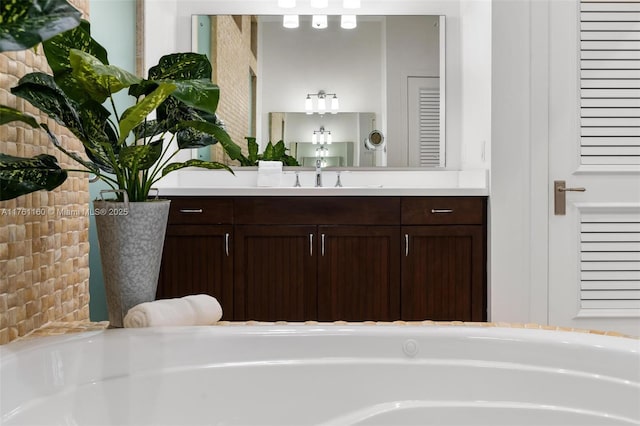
326 132 332 144
312 14 328 29
311 0 328 8
319 132 325 144
312 132 318 144
341 15 357 29
317 96 326 113
278 0 296 7
305 95 313 114
330 94 339 112
283 15 299 28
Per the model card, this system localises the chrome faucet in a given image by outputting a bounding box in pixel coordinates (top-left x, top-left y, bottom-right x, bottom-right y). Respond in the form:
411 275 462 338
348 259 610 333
315 158 322 187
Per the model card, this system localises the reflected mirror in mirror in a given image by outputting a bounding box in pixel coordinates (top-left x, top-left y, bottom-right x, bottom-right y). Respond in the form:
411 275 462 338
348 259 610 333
193 15 445 168
271 112 377 167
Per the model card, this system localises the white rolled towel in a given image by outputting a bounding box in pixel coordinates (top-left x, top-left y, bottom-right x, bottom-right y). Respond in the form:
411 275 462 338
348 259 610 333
123 294 223 328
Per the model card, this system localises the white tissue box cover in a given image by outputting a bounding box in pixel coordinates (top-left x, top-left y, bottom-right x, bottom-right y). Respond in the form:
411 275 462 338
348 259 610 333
257 160 283 187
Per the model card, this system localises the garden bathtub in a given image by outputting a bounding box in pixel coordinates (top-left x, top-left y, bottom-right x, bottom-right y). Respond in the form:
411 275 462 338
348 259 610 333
1 324 639 425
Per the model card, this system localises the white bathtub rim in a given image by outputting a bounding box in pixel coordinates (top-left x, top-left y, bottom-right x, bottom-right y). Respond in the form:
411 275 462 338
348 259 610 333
2 325 639 426
2 324 639 359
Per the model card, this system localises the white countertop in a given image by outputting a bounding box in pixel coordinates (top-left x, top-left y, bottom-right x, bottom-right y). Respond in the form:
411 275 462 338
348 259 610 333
154 169 489 197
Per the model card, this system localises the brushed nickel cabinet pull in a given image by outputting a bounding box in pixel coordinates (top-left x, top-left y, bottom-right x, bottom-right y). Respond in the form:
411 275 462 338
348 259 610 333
431 209 453 214
405 234 409 256
224 233 230 257
179 208 203 213
321 233 326 256
309 233 314 256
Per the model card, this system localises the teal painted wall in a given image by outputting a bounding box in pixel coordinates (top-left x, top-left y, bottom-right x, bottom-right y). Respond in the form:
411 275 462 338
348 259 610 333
88 0 137 321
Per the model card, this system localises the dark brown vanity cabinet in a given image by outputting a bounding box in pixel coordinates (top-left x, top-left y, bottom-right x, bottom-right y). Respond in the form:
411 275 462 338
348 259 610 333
158 195 487 322
157 198 234 318
232 197 400 322
401 197 487 322
317 225 400 321
233 224 318 321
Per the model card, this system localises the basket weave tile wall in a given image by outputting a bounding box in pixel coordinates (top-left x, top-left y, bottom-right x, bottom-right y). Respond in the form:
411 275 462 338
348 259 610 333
0 0 91 345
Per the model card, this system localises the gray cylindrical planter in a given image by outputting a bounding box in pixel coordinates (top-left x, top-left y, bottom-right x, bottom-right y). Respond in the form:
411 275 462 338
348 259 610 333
94 198 171 327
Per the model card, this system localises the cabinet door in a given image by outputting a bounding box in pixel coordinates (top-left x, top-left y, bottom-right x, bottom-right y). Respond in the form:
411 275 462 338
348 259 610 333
402 226 485 321
234 225 317 321
318 226 401 321
158 225 234 318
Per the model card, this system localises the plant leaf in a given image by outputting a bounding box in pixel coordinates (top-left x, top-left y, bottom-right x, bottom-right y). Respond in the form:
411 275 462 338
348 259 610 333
77 101 119 173
177 121 245 162
246 137 259 165
43 20 109 104
40 123 99 173
118 82 176 144
43 19 108 74
148 53 212 81
169 79 220 115
119 140 163 171
262 141 274 160
0 153 67 200
273 140 287 158
69 49 141 103
147 53 219 114
11 72 85 139
0 0 81 53
0 105 38 128
162 159 233 176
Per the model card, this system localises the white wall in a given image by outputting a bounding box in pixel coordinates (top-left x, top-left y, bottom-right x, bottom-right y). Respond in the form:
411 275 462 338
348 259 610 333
490 0 534 323
460 0 491 170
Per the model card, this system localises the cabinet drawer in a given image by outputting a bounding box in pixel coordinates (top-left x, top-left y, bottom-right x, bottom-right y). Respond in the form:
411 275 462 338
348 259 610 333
402 197 485 225
167 197 233 224
235 197 400 225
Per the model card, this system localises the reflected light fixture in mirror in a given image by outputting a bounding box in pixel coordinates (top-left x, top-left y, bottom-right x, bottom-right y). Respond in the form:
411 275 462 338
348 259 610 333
305 90 339 114
312 126 332 144
341 15 357 29
283 15 299 28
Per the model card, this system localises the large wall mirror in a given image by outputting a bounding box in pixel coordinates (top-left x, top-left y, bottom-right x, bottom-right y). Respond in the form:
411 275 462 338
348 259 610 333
192 14 445 168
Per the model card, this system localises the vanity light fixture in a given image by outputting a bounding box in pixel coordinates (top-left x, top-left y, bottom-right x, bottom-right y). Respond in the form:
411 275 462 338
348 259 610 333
312 14 328 29
341 15 357 29
312 126 332 145
310 0 328 8
315 147 329 159
278 0 296 7
305 90 339 114
283 15 299 28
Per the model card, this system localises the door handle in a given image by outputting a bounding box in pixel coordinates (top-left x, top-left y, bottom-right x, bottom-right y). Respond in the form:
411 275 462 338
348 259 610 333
554 180 586 215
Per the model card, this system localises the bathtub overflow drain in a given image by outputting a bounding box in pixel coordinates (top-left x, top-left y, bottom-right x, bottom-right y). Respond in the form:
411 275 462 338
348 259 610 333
402 339 419 357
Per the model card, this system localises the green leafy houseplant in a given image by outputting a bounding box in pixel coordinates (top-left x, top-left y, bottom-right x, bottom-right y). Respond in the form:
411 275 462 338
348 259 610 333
0 0 244 202
240 137 299 166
